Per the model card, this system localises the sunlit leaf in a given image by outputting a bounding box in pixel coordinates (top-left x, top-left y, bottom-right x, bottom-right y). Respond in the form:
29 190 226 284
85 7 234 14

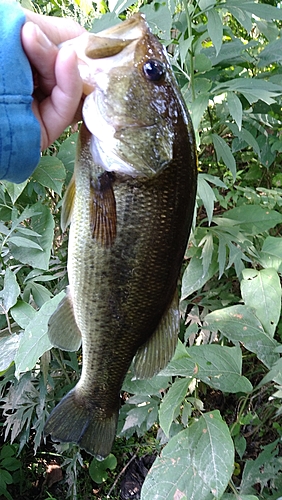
141 411 234 500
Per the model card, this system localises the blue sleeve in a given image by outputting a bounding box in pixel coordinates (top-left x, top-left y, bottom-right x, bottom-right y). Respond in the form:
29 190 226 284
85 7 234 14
0 0 41 183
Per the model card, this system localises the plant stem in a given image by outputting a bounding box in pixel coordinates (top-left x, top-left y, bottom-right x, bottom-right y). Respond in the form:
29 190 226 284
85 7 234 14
184 0 196 101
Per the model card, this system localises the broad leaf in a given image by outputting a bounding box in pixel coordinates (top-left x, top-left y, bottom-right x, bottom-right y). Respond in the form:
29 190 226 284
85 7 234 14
204 305 279 368
141 411 234 500
32 156 66 196
187 345 252 393
0 333 22 374
0 269 20 314
241 268 281 337
10 301 36 329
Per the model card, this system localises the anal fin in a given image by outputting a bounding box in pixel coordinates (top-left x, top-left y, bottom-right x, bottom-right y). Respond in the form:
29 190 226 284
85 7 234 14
48 288 82 352
90 172 117 247
133 291 180 379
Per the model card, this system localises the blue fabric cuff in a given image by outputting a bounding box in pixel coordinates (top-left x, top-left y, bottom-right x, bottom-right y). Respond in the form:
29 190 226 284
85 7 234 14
0 0 41 183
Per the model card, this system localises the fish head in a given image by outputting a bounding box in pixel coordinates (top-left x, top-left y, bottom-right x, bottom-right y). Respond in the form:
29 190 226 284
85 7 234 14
64 14 188 178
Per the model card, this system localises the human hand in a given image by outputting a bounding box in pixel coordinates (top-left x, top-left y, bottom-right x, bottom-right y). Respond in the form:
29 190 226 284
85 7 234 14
21 11 86 151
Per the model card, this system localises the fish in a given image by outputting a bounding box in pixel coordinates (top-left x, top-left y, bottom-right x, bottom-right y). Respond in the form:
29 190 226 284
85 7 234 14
44 13 197 459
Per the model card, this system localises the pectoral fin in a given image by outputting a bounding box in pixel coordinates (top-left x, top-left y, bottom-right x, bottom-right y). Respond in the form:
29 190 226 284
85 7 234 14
133 291 180 379
90 172 117 247
48 288 82 352
61 175 76 232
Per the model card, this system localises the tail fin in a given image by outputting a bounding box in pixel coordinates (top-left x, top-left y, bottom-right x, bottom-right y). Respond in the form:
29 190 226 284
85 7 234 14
44 389 118 459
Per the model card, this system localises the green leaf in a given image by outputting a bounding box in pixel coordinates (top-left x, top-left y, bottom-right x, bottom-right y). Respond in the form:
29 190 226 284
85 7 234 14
8 236 43 251
140 3 172 39
181 250 218 300
197 174 217 224
221 495 258 500
225 205 282 234
32 156 66 196
159 378 190 436
242 1 282 21
122 371 171 396
89 454 117 483
1 180 28 203
204 305 279 368
14 291 65 378
259 236 282 272
241 268 281 337
57 133 78 184
207 8 223 56
190 93 209 131
227 92 242 131
214 78 282 105
188 344 252 393
10 202 54 270
212 134 236 180
240 441 282 495
10 301 36 329
141 411 234 500
0 333 22 374
0 268 20 313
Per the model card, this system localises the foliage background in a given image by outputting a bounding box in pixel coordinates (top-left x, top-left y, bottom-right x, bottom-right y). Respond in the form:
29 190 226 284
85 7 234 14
1 0 282 498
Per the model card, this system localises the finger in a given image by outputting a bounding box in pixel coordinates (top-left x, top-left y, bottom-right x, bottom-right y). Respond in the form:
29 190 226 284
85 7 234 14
21 22 58 95
38 46 83 149
23 9 86 45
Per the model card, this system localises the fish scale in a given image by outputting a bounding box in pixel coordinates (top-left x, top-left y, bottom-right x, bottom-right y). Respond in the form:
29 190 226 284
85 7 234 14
45 13 197 458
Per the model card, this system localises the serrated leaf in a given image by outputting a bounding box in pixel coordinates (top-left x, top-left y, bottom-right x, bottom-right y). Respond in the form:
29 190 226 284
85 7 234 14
227 92 242 130
212 134 236 180
225 205 282 234
0 269 20 313
159 378 190 436
14 291 65 378
204 305 279 368
141 411 234 500
32 156 66 196
241 268 281 337
207 8 223 56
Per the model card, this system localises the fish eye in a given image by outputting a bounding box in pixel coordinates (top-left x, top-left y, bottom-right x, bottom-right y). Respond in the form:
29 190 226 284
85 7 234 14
143 59 166 82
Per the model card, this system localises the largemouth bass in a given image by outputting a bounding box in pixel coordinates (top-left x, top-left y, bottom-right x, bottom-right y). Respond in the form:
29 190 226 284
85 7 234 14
45 13 197 459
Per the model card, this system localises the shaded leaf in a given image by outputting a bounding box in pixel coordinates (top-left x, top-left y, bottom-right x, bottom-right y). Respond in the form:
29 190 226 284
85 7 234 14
181 250 218 300
225 205 282 234
227 92 242 130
